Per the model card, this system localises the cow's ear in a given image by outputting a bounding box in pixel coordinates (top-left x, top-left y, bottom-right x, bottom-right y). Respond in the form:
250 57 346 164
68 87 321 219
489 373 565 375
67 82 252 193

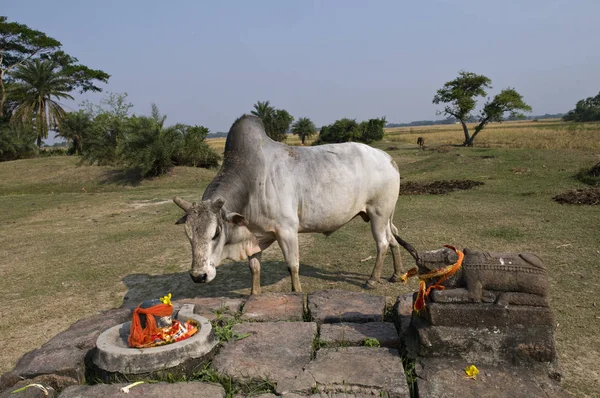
175 214 188 225
211 198 225 212
225 212 248 226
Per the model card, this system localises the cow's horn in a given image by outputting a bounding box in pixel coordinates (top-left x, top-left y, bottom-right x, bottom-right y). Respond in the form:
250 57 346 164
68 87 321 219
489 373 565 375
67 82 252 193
173 197 193 213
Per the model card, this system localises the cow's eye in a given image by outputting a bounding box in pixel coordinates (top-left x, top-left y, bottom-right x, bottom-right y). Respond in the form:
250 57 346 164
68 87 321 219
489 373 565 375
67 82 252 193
213 226 221 240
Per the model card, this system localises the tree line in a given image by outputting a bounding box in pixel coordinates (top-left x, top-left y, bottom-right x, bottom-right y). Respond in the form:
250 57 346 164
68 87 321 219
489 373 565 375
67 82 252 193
2 15 598 172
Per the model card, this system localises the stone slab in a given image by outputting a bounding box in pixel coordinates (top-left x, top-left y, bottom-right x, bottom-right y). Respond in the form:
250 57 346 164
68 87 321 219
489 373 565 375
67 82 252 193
213 321 317 383
425 302 555 328
175 297 245 321
416 357 569 398
304 347 408 397
412 317 556 364
308 290 385 324
241 293 304 322
0 374 77 398
393 293 415 336
58 381 225 398
1 308 131 391
284 394 383 398
320 322 400 348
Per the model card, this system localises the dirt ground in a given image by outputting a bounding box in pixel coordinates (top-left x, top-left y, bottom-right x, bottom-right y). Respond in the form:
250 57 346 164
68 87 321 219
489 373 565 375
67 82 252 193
553 187 600 205
400 179 485 195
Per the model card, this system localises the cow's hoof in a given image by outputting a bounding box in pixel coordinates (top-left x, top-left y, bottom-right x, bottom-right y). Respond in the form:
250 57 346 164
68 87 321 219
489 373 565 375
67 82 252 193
389 275 400 283
364 279 379 289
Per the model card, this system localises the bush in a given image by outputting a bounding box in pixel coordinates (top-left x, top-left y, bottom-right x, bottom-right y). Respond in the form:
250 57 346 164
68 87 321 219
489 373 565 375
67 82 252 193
314 117 386 145
0 122 37 162
175 125 220 169
81 113 125 165
118 115 182 177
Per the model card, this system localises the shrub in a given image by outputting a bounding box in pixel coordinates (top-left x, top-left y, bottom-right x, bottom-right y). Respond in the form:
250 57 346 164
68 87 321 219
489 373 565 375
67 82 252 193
0 122 37 162
175 125 220 169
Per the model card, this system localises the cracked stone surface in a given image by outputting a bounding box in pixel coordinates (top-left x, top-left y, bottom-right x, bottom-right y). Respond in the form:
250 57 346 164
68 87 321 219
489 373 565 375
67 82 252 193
175 297 245 321
416 358 569 398
303 347 408 397
241 293 304 322
213 322 317 383
320 322 400 348
58 382 225 398
307 290 386 324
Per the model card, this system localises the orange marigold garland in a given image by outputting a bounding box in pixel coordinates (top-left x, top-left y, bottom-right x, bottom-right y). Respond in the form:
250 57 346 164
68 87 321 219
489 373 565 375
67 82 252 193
400 245 464 312
128 293 198 348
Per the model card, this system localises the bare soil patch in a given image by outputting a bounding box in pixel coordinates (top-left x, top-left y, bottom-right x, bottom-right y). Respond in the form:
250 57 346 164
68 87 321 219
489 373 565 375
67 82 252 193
553 187 600 205
401 180 484 195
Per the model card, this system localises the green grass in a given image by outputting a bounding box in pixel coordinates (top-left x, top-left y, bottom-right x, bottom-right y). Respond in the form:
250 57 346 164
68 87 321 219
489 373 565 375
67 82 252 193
1 124 600 396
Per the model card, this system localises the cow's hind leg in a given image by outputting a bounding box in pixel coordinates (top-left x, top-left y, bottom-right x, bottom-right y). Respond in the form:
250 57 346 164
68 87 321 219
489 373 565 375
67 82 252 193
276 227 302 292
248 252 262 295
365 212 391 288
388 222 405 282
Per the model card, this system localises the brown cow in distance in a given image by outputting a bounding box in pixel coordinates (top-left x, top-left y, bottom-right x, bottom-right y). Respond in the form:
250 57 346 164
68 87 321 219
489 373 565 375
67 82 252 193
417 137 425 149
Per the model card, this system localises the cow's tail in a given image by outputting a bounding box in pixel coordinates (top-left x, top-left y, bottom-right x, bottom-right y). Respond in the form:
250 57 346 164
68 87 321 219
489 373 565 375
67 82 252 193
393 232 421 267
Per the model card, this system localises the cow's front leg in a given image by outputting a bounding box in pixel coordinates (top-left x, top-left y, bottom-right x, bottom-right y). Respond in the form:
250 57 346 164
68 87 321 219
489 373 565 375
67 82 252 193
276 228 302 292
248 252 262 295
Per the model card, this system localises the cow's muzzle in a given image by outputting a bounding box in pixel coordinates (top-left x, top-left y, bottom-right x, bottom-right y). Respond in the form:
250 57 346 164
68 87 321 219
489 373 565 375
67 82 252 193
190 272 208 283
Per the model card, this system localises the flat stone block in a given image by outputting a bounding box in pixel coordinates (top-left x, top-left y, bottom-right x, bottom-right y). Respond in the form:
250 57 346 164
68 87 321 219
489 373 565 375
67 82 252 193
213 322 317 383
175 297 245 321
320 322 400 348
308 290 385 324
241 293 304 322
304 347 408 397
58 381 225 398
416 357 569 398
425 302 555 328
413 317 556 364
394 293 415 336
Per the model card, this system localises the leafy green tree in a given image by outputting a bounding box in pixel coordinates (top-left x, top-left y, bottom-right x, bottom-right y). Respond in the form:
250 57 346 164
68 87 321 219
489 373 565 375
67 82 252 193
355 117 386 143
433 71 532 146
250 100 293 142
0 16 60 117
563 92 600 122
57 110 91 155
269 109 294 142
316 118 358 144
8 59 74 147
0 16 109 118
80 93 132 165
291 117 317 145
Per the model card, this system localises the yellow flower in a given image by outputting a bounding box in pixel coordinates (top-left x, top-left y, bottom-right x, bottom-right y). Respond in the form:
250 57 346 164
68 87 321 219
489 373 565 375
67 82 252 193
465 364 479 379
160 293 172 306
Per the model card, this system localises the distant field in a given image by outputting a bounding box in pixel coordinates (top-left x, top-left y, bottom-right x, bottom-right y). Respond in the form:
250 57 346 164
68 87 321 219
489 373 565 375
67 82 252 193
207 119 600 154
1 119 599 396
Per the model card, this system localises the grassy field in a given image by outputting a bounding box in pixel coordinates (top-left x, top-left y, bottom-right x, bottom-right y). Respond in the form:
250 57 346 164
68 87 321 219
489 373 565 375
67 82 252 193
1 120 599 396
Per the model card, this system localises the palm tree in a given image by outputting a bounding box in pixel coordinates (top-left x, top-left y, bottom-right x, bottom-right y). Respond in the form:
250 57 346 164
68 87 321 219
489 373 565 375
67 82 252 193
57 110 91 155
8 59 74 147
251 100 275 131
291 117 317 145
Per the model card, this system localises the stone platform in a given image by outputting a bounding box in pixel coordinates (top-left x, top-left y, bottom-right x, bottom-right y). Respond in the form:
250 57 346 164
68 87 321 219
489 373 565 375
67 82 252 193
1 290 569 397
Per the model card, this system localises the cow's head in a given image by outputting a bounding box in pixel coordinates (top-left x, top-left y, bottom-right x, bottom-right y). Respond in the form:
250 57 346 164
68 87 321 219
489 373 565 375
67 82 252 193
173 197 249 284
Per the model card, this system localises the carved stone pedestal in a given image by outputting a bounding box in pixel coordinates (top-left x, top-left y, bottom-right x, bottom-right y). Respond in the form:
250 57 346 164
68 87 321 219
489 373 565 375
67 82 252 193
409 303 556 365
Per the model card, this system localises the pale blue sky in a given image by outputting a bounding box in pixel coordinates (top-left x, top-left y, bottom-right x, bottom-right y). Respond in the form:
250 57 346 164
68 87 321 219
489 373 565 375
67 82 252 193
4 0 600 135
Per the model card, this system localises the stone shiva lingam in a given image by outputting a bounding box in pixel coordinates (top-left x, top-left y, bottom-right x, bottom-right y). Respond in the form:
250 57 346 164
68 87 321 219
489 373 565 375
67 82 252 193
402 246 556 365
93 293 217 376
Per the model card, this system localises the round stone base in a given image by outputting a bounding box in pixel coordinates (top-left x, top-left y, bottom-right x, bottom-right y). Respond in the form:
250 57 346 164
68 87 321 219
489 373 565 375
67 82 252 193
93 304 217 374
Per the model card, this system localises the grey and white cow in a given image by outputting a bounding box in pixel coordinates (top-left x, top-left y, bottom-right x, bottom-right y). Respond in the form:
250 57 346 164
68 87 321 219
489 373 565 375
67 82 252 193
174 115 411 294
